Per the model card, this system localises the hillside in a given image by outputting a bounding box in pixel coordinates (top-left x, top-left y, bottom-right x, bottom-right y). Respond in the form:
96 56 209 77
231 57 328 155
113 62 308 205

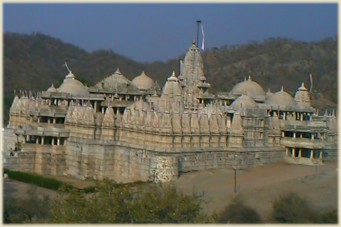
3 33 337 124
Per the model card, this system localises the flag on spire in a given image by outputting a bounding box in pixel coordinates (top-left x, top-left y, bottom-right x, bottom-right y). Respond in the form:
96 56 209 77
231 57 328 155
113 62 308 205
201 23 205 51
309 73 313 93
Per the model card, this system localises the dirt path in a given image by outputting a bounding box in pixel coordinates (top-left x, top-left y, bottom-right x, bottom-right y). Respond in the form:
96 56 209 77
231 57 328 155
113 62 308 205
174 161 338 221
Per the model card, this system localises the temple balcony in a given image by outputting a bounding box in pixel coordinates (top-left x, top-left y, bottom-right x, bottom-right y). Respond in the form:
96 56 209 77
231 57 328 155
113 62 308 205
281 137 326 149
14 126 69 138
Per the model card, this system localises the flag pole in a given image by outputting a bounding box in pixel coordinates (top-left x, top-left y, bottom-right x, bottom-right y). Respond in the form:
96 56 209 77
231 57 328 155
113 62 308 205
196 20 201 48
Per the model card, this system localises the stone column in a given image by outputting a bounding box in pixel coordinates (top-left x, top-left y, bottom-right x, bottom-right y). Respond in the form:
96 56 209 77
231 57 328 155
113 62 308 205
57 138 60 146
300 113 303 121
283 112 286 120
293 132 296 138
281 131 285 137
292 148 295 157
41 137 45 145
36 137 39 144
94 102 97 112
48 118 51 124
37 117 40 123
299 148 302 157
310 149 314 159
52 138 55 145
311 133 315 140
319 150 323 159
53 118 56 124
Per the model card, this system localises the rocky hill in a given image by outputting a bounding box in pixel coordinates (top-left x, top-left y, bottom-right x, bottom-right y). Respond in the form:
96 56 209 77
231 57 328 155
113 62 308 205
3 32 337 124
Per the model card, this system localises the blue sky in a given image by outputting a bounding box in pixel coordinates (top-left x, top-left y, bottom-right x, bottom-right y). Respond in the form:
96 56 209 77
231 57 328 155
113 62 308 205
3 3 338 63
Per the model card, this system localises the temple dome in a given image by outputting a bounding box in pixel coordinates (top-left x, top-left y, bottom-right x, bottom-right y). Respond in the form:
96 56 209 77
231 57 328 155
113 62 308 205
231 94 258 111
58 72 89 96
46 84 57 92
132 71 154 90
230 76 265 100
95 68 133 90
265 87 295 107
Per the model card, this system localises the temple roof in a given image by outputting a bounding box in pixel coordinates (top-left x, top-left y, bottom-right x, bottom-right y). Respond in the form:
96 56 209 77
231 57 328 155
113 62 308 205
58 72 89 96
230 76 265 100
265 86 295 107
231 94 258 111
132 71 154 90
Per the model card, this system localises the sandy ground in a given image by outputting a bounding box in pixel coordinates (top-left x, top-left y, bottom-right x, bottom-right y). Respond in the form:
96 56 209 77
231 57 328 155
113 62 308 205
3 160 338 222
174 160 338 221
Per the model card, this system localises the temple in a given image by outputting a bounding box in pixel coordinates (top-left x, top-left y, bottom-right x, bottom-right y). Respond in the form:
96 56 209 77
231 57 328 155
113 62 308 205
3 41 338 183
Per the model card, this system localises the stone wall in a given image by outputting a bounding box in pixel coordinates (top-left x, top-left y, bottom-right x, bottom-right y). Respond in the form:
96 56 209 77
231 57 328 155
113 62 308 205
178 147 285 173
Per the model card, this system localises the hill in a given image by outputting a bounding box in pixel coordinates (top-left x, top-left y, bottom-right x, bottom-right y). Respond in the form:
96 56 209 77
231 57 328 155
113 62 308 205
3 33 337 125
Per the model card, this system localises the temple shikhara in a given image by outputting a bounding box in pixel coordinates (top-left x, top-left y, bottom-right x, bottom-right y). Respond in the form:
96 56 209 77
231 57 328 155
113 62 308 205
3 39 338 183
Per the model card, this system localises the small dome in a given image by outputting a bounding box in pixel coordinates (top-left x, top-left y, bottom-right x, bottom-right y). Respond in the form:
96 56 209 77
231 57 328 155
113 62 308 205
132 71 154 90
47 84 57 92
230 76 265 100
58 72 89 96
231 94 258 111
95 68 132 90
265 86 295 107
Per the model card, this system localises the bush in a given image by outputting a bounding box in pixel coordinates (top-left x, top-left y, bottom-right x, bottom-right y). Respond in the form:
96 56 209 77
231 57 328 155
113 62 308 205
3 188 52 223
51 180 212 223
3 169 93 193
4 169 71 191
217 196 262 223
317 209 338 223
272 192 316 223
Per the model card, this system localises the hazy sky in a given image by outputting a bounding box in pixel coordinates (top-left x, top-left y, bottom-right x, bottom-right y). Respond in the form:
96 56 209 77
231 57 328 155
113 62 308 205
3 3 338 62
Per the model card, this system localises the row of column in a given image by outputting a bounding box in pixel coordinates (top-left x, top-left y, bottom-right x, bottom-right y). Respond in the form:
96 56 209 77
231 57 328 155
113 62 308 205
272 111 310 121
27 135 63 146
286 147 323 159
282 131 322 140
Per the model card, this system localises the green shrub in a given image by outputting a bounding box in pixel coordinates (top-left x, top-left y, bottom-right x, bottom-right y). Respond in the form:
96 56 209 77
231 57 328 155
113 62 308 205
4 169 72 191
317 209 338 223
217 196 262 223
51 180 212 223
272 192 316 223
3 189 52 223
